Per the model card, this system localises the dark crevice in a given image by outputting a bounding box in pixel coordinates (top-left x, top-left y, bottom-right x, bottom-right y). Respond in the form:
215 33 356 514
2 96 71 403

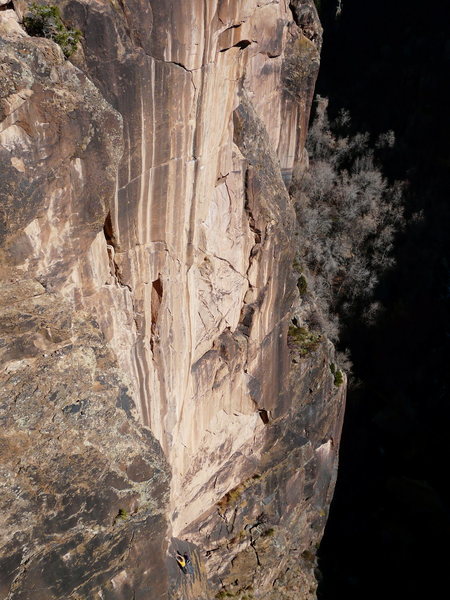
234 39 251 50
258 409 270 425
224 23 242 31
167 60 191 73
219 39 252 53
150 276 163 351
238 167 263 335
216 171 229 186
244 168 262 245
250 537 261 567
0 2 14 11
103 211 131 291
103 211 117 250
289 2 299 25
151 277 163 331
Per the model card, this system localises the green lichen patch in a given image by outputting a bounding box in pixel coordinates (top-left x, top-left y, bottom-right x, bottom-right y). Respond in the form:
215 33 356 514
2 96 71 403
23 4 82 58
288 325 322 356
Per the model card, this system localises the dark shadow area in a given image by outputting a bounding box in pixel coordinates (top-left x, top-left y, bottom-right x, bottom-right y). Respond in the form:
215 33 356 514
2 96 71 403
219 39 252 52
103 211 117 249
315 1 450 599
258 409 270 425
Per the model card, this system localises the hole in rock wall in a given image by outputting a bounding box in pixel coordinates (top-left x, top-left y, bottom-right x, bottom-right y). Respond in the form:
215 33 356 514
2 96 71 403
219 39 252 52
151 276 163 335
233 39 251 50
258 409 270 425
103 211 117 249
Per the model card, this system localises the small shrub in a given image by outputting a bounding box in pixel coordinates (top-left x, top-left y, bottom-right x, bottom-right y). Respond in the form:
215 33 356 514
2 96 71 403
228 487 243 502
217 483 246 509
23 3 82 58
334 369 344 386
288 324 321 356
114 508 129 524
330 363 344 386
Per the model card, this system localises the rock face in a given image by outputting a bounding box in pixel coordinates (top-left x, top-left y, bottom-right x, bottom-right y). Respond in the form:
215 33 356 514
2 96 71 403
0 1 345 599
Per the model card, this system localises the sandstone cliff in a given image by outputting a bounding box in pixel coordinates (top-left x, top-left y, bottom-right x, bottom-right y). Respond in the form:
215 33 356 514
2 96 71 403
0 1 345 599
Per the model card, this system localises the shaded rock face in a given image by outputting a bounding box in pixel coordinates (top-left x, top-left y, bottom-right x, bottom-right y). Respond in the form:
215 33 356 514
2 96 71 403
0 281 170 599
0 1 343 599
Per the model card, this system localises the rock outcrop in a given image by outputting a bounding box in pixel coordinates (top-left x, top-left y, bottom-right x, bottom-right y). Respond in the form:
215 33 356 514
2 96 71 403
0 1 345 599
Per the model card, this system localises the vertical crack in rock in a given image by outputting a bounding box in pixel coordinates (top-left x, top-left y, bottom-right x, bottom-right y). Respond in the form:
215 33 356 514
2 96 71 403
249 535 261 567
150 275 163 352
103 210 117 250
104 211 131 291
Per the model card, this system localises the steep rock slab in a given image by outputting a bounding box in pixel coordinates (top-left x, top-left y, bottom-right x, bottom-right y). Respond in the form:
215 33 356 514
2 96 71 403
0 1 343 599
172 89 345 600
55 0 324 539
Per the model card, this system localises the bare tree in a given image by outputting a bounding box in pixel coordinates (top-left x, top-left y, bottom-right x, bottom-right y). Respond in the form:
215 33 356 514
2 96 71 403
293 96 404 342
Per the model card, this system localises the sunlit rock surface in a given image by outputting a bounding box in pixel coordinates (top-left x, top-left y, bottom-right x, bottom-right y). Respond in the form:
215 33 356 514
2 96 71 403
0 1 344 598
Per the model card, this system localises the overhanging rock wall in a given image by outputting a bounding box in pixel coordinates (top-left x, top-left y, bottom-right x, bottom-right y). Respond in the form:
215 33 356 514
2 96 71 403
0 1 345 598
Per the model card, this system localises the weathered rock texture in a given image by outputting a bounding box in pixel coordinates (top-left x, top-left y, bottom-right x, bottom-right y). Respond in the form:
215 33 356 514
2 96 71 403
0 1 345 599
